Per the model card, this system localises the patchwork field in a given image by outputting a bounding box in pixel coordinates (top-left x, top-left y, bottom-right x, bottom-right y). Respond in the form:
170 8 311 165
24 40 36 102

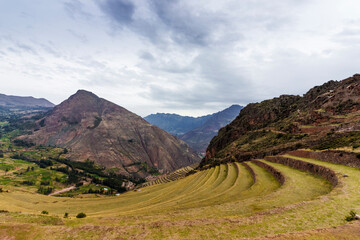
1 149 360 239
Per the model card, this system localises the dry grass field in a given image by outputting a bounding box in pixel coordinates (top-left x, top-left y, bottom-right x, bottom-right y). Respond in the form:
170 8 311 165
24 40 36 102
1 150 360 239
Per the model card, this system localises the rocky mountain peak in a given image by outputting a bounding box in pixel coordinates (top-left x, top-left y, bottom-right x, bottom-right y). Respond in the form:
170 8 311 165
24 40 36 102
20 91 200 178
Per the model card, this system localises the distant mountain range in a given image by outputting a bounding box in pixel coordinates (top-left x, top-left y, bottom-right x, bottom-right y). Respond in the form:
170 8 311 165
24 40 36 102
20 90 200 178
144 113 212 136
0 93 54 108
145 105 243 155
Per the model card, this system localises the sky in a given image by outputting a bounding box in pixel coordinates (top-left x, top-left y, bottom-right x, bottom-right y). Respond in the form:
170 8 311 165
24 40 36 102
1 0 360 117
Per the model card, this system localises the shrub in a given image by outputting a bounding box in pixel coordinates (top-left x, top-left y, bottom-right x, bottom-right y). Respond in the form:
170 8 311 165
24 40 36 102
76 212 86 218
40 180 50 186
37 186 54 195
41 210 49 215
64 212 69 218
21 181 35 186
13 139 35 147
356 154 360 159
39 119 45 127
75 182 83 187
345 210 358 222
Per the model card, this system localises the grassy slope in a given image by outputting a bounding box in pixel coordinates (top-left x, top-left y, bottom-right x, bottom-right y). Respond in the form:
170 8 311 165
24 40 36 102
2 154 353 239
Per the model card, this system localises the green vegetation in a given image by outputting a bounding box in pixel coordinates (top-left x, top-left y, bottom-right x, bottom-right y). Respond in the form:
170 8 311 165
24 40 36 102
76 212 86 218
41 210 48 215
312 131 360 150
345 210 358 222
87 116 102 129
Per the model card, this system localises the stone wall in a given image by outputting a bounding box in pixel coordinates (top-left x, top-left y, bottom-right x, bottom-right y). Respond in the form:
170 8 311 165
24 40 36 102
265 156 338 187
288 150 360 168
252 160 285 185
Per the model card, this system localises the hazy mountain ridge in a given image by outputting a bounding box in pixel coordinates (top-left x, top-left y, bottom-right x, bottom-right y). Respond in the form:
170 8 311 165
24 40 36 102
144 113 211 136
145 105 242 154
20 90 200 178
0 93 54 108
180 105 243 154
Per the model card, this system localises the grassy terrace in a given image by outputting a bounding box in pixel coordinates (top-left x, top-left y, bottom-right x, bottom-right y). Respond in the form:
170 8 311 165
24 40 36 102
2 149 359 239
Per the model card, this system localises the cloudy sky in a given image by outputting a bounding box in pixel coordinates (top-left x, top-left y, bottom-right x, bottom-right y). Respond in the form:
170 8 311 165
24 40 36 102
1 0 360 116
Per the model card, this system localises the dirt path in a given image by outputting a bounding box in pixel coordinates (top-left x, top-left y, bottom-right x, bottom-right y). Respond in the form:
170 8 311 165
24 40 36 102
49 186 76 196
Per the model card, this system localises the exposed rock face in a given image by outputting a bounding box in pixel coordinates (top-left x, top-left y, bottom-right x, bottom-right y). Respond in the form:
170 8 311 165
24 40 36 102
203 74 360 166
0 93 54 108
21 90 200 178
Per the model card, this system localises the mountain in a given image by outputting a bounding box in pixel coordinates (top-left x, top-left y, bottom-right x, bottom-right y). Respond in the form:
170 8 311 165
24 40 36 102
20 90 200 178
0 93 54 108
145 105 243 155
179 105 243 154
201 74 360 168
144 113 211 136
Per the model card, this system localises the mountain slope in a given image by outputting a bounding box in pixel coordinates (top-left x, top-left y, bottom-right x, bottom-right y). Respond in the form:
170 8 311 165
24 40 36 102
20 90 200 178
144 113 211 136
202 74 360 167
180 105 243 154
0 93 54 108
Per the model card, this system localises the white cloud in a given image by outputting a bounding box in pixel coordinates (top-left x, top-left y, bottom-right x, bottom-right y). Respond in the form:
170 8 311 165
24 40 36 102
0 0 360 116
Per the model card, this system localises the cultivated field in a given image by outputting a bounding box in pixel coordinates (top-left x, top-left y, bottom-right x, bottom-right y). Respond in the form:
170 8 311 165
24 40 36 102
1 150 360 239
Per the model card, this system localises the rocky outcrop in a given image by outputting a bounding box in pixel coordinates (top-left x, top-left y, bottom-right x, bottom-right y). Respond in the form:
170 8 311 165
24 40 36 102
20 90 200 178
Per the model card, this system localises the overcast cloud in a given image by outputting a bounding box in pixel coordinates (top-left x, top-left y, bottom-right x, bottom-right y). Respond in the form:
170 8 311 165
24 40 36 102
0 0 360 116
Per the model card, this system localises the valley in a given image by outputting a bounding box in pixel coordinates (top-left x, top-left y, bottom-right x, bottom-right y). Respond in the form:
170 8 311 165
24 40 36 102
1 75 360 239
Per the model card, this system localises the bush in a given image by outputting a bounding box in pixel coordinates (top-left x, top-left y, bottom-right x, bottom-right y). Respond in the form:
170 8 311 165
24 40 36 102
13 139 35 147
75 182 83 187
76 212 86 218
40 180 50 186
64 212 69 218
21 181 35 186
37 186 54 195
345 210 358 222
41 210 49 215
